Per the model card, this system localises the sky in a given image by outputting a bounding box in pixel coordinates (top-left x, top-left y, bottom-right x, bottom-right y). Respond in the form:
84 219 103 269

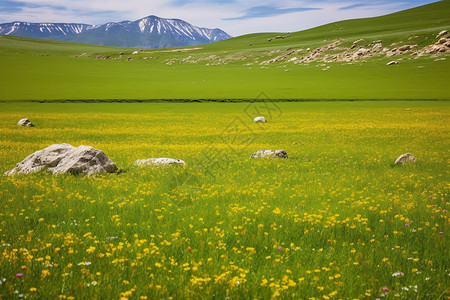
0 0 441 36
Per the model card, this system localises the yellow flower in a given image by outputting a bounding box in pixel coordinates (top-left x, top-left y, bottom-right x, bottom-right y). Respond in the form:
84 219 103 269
30 287 37 292
41 269 51 279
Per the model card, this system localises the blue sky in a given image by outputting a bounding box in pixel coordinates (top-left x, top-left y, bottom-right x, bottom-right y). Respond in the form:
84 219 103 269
0 0 440 36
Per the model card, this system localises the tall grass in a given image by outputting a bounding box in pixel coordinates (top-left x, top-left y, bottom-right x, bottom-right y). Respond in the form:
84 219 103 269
0 101 448 299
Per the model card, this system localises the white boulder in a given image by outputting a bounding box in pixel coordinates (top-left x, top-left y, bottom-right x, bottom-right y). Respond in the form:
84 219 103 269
394 153 416 165
386 61 398 66
134 158 186 167
253 116 266 123
250 150 288 159
18 118 34 127
4 143 118 176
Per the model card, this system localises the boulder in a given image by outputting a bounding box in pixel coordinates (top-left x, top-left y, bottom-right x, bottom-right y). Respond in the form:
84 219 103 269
437 30 449 38
398 45 415 52
356 48 370 56
250 150 288 159
386 61 398 66
394 153 416 165
17 118 34 127
4 143 118 176
134 158 186 167
253 116 266 123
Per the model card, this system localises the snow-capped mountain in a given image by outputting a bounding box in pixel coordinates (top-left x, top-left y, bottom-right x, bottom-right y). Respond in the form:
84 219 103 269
0 16 232 48
0 22 95 38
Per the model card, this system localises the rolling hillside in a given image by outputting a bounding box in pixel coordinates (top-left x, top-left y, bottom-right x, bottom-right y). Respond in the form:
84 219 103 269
0 0 449 101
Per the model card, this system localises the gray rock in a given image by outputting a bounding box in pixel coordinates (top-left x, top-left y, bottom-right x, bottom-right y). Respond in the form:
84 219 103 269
253 116 266 123
4 143 118 176
250 150 288 159
394 153 416 165
134 158 186 167
18 118 34 127
386 61 398 66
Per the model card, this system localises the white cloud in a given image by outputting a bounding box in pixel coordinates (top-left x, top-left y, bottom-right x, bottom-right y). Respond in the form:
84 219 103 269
0 0 439 36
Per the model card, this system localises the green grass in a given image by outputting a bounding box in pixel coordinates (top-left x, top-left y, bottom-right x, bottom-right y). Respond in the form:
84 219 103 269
0 101 449 299
1 0 449 101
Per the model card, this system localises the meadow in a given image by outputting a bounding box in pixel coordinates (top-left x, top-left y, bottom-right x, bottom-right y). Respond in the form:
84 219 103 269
0 101 448 299
1 1 449 102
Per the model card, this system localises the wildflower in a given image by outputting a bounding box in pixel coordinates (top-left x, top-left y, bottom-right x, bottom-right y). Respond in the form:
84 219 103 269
392 272 404 277
278 246 282 251
41 269 51 279
16 273 23 277
21 266 27 270
382 287 389 292
30 287 37 292
439 232 444 235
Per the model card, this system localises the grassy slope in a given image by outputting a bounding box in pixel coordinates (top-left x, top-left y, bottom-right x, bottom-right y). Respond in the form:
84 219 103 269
206 0 450 52
0 1 449 101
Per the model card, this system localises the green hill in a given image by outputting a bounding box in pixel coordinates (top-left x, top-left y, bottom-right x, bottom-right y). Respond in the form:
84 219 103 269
0 0 449 101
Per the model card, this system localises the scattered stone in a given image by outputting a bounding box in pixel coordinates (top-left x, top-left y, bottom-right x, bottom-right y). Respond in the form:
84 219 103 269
437 30 449 38
253 116 266 123
4 143 118 176
416 37 450 55
134 158 186 167
394 153 416 165
132 51 139 54
386 61 398 66
17 118 34 127
250 150 288 159
356 48 370 56
398 45 413 52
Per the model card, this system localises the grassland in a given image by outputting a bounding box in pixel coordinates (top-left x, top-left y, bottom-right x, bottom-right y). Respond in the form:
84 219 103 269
0 0 449 101
0 101 449 299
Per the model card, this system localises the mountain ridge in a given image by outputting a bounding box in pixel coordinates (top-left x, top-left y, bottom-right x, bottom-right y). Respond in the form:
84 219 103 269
0 16 232 48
